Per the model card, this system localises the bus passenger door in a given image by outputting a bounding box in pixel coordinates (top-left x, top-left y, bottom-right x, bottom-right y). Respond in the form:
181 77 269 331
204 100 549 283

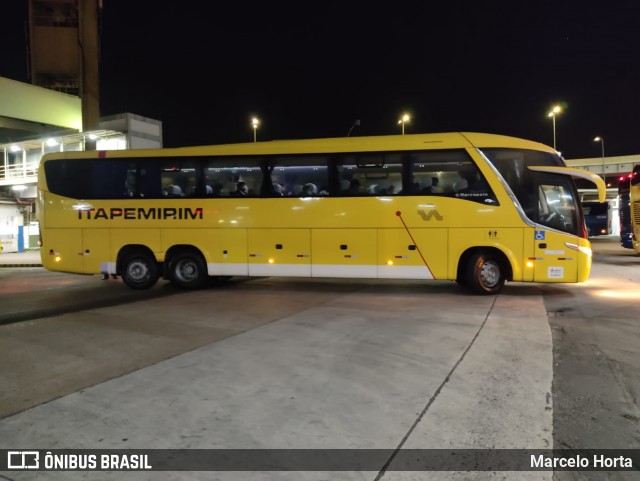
82 228 111 274
247 229 311 277
533 182 580 283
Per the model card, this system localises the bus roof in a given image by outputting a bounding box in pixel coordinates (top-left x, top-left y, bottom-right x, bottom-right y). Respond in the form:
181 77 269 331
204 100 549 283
40 132 556 161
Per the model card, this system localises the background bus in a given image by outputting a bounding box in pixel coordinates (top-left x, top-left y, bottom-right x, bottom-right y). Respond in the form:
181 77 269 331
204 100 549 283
582 200 612 237
37 132 605 294
618 174 633 249
630 165 640 253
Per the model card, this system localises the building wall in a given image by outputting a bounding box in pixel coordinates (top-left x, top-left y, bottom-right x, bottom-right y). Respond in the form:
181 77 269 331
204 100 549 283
0 204 24 253
0 77 82 132
566 154 640 180
99 113 163 149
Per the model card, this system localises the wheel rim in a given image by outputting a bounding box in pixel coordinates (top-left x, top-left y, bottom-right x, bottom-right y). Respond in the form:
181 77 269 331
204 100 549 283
480 260 501 288
174 258 199 283
127 260 151 283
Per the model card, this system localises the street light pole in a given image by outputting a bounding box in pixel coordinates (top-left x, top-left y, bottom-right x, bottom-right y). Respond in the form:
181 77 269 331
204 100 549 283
397 114 410 135
347 119 361 137
594 136 605 186
547 105 562 150
251 117 260 143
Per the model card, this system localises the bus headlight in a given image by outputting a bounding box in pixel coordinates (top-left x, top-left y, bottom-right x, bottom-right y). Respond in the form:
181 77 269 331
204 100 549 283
565 242 592 257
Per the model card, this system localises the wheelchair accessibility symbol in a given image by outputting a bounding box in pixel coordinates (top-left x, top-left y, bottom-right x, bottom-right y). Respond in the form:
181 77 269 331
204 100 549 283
535 230 546 241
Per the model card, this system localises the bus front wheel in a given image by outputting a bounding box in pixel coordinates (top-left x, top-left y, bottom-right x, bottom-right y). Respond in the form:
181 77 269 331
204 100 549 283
121 252 159 290
466 251 505 295
169 250 208 289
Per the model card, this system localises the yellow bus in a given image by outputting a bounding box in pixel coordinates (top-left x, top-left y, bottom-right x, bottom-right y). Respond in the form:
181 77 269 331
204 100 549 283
630 164 640 253
37 132 605 294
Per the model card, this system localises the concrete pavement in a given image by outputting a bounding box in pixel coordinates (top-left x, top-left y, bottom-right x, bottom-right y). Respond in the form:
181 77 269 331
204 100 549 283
0 249 42 267
0 275 553 480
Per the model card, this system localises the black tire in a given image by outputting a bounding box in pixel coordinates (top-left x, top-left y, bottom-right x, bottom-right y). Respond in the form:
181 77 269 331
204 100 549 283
465 251 505 295
169 250 208 289
121 252 159 290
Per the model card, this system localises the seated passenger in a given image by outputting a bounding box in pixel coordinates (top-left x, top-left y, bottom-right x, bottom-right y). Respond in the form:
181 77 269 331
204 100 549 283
302 183 318 196
163 184 183 197
420 177 441 194
209 182 224 196
456 168 488 193
455 167 492 202
231 181 249 196
346 179 362 195
273 182 284 196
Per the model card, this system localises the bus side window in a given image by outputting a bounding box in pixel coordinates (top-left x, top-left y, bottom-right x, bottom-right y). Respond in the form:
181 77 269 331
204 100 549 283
138 160 162 198
410 150 468 196
409 150 497 204
270 155 329 197
91 159 136 199
232 168 262 196
338 153 402 196
161 163 184 197
124 163 137 197
204 157 264 197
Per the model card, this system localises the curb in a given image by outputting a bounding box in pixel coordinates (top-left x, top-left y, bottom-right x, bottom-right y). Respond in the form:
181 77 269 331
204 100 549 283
0 264 43 268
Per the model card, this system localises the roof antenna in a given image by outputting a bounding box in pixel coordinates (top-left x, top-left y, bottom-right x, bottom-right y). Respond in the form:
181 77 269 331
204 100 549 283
347 119 361 137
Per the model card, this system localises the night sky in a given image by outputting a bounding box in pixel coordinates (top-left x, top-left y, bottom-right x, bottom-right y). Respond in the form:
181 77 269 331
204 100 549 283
2 1 640 158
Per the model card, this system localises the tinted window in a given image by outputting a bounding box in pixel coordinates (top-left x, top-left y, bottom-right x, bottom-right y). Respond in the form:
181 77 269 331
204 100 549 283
409 150 497 204
338 153 403 196
45 159 136 199
582 202 609 216
160 159 199 197
203 157 264 197
271 155 330 197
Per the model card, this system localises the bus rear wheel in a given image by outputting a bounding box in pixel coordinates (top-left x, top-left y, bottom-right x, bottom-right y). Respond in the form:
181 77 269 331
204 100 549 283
121 252 159 290
466 251 505 295
169 250 208 289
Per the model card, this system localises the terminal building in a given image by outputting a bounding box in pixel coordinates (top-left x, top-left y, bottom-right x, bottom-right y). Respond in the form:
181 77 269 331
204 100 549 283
0 0 161 252
565 155 639 237
0 76 161 252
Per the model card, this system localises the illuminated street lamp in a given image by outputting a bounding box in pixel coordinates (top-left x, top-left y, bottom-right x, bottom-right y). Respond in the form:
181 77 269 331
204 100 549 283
594 136 606 186
251 117 260 142
547 105 562 150
397 114 410 135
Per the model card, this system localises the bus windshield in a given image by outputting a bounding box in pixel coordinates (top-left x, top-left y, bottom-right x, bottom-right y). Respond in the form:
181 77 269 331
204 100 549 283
479 148 582 236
